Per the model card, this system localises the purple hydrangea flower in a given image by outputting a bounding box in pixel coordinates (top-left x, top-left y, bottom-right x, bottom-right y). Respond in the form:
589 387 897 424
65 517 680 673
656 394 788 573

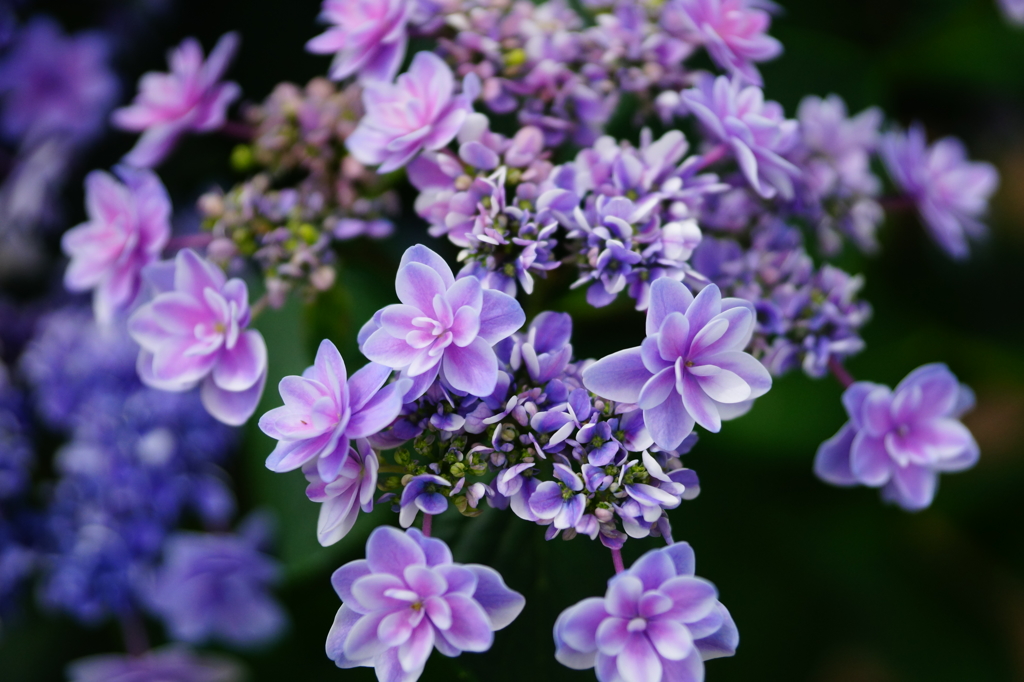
663 0 782 86
61 167 171 325
305 438 380 546
529 463 587 531
399 474 451 528
306 0 413 83
508 311 574 384
681 75 800 199
0 17 117 146
127 249 267 426
361 245 525 400
347 52 472 173
147 528 285 647
326 526 526 679
815 363 979 511
554 542 738 682
880 124 999 260
261 339 404 481
112 33 241 168
67 647 241 682
583 278 772 450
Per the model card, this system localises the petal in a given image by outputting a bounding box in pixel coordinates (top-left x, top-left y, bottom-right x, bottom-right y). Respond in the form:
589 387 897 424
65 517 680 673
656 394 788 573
595 617 629 656
814 422 858 486
348 362 393 413
477 289 526 344
343 610 391 661
399 244 455 288
850 432 893 486
647 278 694 337
693 367 751 404
347 380 405 439
451 306 481 347
397 261 448 315
657 312 690 361
441 337 498 397
583 348 652 404
693 603 739 660
646 619 693 661
606 575 643 618
439 594 493 652
660 576 718 623
465 565 525 630
663 543 696 577
312 339 348 399
350 573 407 612
680 373 721 433
398 621 434 673
326 605 367 665
366 526 426 576
200 368 266 426
617 632 662 682
643 394 696 452
331 559 372 606
684 285 723 343
708 351 772 400
689 307 753 359
887 464 938 511
362 328 420 369
211 329 267 391
629 549 675 591
556 597 608 657
638 368 676 411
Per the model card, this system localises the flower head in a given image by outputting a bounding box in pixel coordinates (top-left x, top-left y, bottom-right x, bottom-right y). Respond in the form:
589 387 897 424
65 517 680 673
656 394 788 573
881 124 998 260
147 528 285 647
62 167 171 324
261 339 404 481
681 75 799 199
663 0 782 86
113 33 241 168
307 0 413 83
347 52 472 173
0 17 117 146
360 245 525 400
128 249 267 426
554 542 738 682
815 363 979 511
583 278 772 449
326 526 525 680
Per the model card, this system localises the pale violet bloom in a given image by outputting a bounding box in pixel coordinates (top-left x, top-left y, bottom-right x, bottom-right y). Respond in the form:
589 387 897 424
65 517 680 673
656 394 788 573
305 438 380 546
113 33 241 168
681 74 800 199
529 463 587 531
881 124 999 260
0 17 117 147
399 474 451 528
260 339 405 482
61 166 170 325
68 648 241 682
306 0 413 83
815 363 979 511
360 245 525 400
147 528 285 647
347 52 472 173
999 0 1024 25
583 278 771 450
663 0 782 86
127 249 267 426
327 526 525 680
554 542 738 682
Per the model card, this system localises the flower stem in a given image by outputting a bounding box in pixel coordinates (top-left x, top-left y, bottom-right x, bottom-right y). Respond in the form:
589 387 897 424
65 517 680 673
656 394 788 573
119 609 149 657
422 513 433 538
611 547 625 574
249 294 269 321
828 357 855 389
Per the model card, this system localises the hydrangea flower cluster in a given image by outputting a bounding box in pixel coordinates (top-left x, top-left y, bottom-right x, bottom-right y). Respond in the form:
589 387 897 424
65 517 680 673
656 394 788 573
0 0 1001 678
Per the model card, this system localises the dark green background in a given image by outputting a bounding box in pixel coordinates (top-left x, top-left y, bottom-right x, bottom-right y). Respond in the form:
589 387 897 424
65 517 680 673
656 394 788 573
3 0 1024 680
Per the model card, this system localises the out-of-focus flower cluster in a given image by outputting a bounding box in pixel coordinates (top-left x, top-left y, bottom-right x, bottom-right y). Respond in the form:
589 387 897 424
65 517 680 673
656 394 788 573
200 77 398 308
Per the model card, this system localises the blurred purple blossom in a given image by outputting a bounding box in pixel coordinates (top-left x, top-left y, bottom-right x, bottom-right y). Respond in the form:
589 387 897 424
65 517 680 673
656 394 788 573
128 249 267 426
0 17 117 147
113 33 241 168
663 0 782 86
554 542 738 681
68 647 242 682
815 363 979 511
347 51 471 173
326 526 525 678
999 0 1024 24
881 124 999 259
147 525 285 647
681 75 800 199
307 0 413 83
62 167 171 325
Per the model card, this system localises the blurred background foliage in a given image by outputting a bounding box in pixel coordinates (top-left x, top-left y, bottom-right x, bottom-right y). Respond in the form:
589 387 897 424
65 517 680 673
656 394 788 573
3 0 1024 680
